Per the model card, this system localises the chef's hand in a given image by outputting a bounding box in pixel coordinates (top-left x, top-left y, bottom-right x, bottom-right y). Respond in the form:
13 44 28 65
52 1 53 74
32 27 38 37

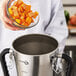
0 0 22 31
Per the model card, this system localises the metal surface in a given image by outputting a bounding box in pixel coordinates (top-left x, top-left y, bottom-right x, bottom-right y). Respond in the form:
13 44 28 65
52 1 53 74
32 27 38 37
12 34 58 76
53 59 67 76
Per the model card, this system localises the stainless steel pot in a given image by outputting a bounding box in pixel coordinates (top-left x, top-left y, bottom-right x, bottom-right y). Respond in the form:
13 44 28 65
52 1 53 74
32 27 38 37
0 34 72 76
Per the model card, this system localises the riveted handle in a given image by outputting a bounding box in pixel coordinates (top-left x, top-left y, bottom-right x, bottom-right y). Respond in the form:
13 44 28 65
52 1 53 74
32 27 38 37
0 48 10 76
50 53 73 76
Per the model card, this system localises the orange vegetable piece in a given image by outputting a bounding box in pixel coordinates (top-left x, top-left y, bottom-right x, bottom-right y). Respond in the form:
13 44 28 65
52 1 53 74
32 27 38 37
13 1 17 6
12 17 16 20
20 16 25 22
18 6 24 13
33 11 39 18
22 13 25 16
20 16 25 19
17 0 23 7
31 18 34 23
22 22 29 26
11 6 17 10
21 3 26 10
28 12 34 17
25 5 31 12
14 11 19 18
8 8 13 15
24 22 29 26
16 19 21 24
25 17 32 25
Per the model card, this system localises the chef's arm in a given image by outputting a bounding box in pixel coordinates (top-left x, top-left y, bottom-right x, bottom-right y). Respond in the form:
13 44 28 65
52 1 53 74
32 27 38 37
45 0 68 54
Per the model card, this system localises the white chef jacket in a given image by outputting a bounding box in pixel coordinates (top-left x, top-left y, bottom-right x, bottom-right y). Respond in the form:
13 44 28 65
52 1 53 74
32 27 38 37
0 0 68 76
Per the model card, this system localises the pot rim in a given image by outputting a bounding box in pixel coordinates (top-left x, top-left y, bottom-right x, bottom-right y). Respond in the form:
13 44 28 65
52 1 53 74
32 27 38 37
12 34 59 56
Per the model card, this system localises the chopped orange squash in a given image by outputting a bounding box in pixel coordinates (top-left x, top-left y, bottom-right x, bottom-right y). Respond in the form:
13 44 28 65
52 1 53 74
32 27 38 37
33 11 39 18
22 22 29 26
13 1 17 6
8 0 39 27
8 8 13 15
25 17 32 25
28 12 34 17
16 19 21 24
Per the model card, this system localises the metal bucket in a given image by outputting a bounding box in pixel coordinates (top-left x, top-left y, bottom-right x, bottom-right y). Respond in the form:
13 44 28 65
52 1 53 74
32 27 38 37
0 34 72 76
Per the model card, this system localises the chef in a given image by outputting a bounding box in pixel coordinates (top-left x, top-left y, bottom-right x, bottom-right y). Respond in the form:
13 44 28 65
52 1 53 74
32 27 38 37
0 0 68 76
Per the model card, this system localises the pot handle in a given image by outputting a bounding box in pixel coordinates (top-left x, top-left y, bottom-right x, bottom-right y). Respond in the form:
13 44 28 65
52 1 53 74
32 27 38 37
0 48 10 76
51 53 73 76
62 53 73 76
